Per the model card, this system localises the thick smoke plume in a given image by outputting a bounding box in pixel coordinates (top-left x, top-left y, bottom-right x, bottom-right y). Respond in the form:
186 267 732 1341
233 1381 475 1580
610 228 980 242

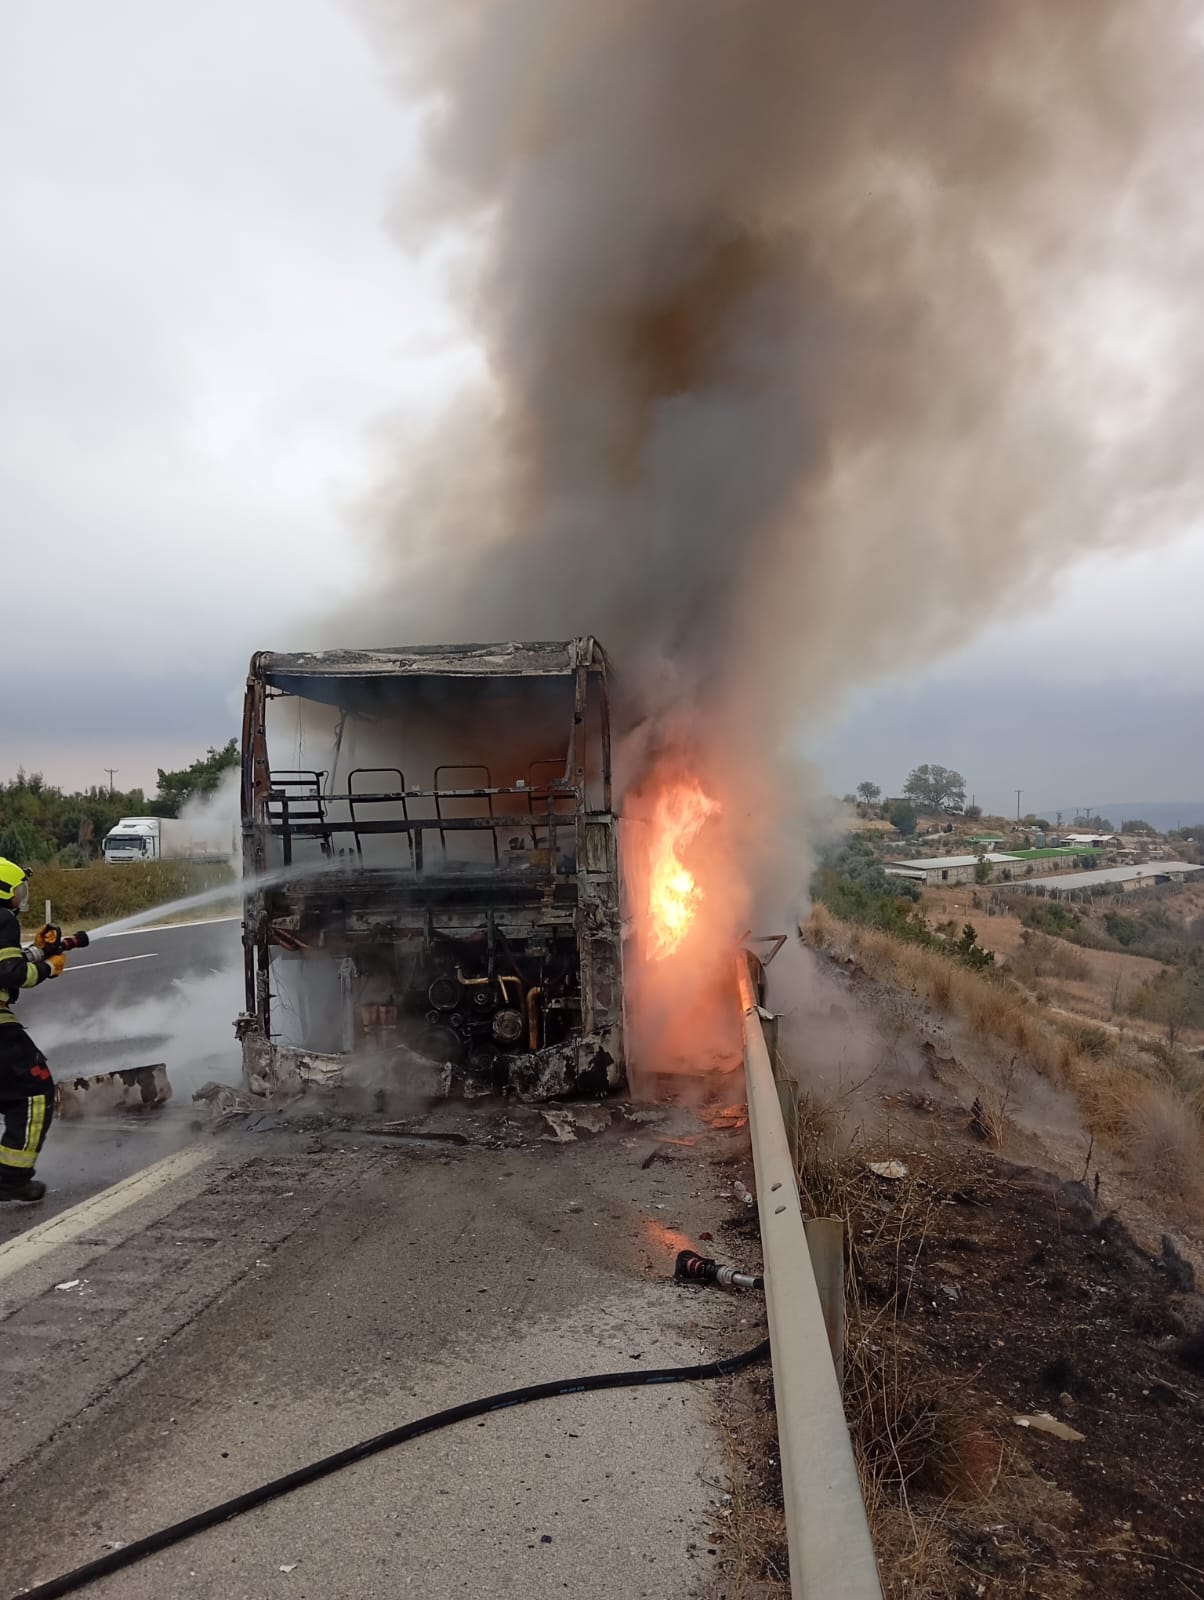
338 0 1204 1068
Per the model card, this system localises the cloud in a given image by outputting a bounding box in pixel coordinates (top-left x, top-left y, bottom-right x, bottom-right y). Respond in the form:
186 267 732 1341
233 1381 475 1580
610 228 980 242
1 0 457 770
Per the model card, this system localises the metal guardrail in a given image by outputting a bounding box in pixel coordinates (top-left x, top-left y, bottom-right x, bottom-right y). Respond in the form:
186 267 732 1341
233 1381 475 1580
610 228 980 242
738 951 882 1599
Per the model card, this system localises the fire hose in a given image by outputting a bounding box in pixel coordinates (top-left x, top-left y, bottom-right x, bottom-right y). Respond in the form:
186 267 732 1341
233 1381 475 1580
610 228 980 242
14 1256 766 1600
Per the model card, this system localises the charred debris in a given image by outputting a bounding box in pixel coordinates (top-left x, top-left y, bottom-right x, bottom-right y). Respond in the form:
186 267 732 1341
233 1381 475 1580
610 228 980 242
236 638 625 1104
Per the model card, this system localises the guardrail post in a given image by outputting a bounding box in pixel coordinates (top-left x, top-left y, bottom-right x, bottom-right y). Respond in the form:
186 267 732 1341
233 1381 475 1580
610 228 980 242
803 1216 846 1388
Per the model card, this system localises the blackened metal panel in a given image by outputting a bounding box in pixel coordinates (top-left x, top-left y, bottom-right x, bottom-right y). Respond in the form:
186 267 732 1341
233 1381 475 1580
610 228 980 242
575 815 624 1083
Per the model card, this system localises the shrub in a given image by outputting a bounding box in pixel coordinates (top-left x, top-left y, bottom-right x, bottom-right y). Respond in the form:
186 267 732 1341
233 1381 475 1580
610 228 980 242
25 861 235 928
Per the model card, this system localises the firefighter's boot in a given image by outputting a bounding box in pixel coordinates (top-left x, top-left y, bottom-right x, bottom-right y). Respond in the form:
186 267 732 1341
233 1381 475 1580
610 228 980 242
0 1178 47 1202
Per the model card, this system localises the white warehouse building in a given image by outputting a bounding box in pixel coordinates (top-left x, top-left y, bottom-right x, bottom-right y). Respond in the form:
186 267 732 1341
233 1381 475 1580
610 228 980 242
886 852 1021 888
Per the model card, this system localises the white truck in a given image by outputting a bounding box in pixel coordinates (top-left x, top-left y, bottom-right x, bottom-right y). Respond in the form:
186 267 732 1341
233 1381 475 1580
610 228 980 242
101 816 231 865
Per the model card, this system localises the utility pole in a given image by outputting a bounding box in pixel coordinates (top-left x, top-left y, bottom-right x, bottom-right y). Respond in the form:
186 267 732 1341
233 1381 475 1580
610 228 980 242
104 768 118 795
1015 789 1023 822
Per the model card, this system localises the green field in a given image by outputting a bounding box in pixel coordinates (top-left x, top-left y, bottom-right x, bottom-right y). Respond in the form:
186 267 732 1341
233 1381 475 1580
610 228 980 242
1005 847 1103 860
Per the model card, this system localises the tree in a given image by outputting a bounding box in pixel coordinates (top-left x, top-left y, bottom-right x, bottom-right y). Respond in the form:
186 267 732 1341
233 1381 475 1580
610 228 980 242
1071 814 1115 833
0 771 152 862
964 803 983 821
903 764 967 814
974 856 992 885
1128 966 1204 1048
0 819 45 864
888 800 918 837
954 923 995 970
1120 818 1156 835
155 740 239 817
856 781 881 806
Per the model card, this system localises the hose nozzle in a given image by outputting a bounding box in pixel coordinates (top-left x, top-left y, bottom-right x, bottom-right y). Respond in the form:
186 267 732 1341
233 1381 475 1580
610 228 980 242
675 1249 763 1292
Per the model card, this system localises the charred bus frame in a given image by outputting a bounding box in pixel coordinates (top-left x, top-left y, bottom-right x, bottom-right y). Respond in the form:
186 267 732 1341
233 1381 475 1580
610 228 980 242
237 639 625 1100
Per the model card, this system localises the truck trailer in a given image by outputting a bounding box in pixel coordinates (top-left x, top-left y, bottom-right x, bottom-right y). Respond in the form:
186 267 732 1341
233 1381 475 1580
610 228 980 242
236 638 626 1101
102 815 231 864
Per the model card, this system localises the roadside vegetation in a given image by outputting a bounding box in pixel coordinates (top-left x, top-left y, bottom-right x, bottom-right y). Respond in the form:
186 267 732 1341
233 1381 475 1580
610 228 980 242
804 881 1204 1214
0 740 237 865
813 839 995 970
793 842 1204 1593
29 860 236 928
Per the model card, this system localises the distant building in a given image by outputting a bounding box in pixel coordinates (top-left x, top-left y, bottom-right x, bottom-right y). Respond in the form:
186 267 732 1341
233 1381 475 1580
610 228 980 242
886 852 1020 887
1019 861 1203 896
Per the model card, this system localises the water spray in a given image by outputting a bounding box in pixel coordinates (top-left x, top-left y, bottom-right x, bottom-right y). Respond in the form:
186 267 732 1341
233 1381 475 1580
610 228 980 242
87 855 361 941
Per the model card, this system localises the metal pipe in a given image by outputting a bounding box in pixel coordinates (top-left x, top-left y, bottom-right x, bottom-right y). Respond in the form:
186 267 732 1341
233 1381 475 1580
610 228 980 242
737 953 881 1600
526 985 542 1050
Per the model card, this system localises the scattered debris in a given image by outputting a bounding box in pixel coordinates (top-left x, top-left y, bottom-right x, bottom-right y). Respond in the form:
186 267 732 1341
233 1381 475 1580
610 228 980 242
194 1081 259 1116
567 1105 611 1134
866 1160 908 1181
704 1103 749 1131
1012 1413 1086 1443
539 1105 611 1142
733 1180 755 1208
623 1106 667 1126
54 1280 84 1292
540 1110 578 1143
59 1063 172 1118
279 1563 300 1574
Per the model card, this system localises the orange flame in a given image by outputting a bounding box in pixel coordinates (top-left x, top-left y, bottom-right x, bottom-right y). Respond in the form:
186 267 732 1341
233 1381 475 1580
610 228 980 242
646 777 720 961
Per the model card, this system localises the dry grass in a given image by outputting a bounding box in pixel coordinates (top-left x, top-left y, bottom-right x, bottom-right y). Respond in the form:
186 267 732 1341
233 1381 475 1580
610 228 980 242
803 904 1204 1213
30 860 234 927
805 907 1060 1078
1120 1080 1204 1206
1008 930 1090 985
800 1144 1010 1596
712 1434 790 1599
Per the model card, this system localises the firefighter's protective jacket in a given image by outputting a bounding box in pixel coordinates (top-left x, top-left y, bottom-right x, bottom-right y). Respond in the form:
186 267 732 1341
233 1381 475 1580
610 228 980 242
0 907 52 1020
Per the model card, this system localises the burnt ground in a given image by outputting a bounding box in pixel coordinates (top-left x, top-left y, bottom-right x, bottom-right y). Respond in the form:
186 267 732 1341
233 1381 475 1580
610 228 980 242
708 1125 1204 1599
843 1132 1204 1597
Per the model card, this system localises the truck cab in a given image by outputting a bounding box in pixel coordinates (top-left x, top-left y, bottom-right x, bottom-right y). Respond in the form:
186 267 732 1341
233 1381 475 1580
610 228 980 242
237 638 626 1102
102 818 159 863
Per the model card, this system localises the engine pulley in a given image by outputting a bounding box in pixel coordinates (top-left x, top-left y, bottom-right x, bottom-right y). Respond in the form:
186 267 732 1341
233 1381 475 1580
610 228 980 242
428 977 461 1012
491 1007 525 1045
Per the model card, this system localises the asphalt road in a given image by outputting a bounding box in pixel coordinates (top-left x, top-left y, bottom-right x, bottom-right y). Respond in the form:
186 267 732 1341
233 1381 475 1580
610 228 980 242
0 1114 755 1599
0 917 244 1235
17 914 243 1074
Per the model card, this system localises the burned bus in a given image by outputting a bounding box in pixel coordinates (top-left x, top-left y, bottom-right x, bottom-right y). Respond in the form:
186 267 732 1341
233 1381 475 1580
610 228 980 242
236 639 625 1101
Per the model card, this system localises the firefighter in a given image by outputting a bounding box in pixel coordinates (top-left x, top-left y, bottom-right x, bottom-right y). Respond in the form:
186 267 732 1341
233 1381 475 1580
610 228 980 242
0 858 66 1202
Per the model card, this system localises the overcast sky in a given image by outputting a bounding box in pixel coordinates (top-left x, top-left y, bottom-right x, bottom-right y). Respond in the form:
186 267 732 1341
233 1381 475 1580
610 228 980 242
4 0 1202 816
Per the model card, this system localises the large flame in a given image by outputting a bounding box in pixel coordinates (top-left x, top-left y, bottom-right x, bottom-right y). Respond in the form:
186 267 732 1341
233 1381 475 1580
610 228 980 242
646 777 720 961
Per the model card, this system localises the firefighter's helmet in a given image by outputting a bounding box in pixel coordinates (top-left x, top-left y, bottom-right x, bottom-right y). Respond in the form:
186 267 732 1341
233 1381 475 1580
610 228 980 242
0 858 30 913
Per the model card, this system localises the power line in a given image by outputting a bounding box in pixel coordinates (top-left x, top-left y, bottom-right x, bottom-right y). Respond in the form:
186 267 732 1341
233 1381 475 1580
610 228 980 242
103 768 118 795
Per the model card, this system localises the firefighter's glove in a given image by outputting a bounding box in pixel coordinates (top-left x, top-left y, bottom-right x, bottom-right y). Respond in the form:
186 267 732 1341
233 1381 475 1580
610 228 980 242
45 953 66 978
35 924 63 954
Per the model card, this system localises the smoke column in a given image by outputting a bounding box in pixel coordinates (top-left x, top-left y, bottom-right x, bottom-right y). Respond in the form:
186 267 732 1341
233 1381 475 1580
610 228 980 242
336 0 1204 1069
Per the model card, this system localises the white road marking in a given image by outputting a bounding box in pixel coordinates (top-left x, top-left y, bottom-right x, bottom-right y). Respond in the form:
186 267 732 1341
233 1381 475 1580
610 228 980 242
0 1145 217 1284
62 953 158 973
